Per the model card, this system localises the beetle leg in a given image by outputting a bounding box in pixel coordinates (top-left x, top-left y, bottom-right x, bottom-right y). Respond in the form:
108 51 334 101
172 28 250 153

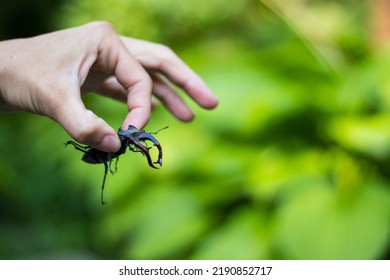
128 143 141 153
128 143 152 154
114 157 119 173
101 162 108 205
64 141 89 152
107 154 116 175
107 156 119 175
65 141 101 164
138 132 163 166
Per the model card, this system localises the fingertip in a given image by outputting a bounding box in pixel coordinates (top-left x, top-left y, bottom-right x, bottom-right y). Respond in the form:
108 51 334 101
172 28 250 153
185 78 219 109
172 104 195 122
57 103 121 153
181 113 195 122
202 94 219 109
98 134 122 153
198 85 219 109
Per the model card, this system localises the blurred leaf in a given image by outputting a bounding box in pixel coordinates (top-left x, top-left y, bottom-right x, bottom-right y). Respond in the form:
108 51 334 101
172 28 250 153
1 0 389 260
271 181 390 259
103 185 209 259
192 207 269 259
327 115 390 159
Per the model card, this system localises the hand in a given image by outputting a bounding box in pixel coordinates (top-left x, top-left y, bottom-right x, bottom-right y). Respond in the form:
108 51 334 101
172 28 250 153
0 21 218 152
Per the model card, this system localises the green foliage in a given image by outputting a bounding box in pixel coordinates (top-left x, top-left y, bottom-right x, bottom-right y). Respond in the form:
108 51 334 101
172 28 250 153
55 0 252 43
1 0 390 260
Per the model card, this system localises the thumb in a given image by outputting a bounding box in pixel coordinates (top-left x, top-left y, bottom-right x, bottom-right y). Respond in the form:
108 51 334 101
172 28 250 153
55 96 121 153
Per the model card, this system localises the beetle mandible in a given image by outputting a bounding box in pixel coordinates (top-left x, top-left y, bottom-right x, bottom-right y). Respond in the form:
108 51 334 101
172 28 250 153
65 125 167 204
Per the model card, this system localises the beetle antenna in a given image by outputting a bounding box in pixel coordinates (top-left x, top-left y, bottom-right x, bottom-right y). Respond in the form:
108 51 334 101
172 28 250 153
150 126 169 135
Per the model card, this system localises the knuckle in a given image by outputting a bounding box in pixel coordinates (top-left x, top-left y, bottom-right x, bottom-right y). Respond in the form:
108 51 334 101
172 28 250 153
156 44 178 70
158 44 173 54
158 45 175 60
86 21 116 36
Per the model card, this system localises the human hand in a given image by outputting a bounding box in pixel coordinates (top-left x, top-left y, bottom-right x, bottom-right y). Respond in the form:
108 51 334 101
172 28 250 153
0 21 218 152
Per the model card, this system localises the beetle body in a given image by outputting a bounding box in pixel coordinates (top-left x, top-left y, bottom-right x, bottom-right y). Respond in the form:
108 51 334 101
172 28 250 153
65 125 166 204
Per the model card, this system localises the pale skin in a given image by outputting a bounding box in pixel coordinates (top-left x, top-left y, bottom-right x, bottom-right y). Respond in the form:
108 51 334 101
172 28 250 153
0 21 218 152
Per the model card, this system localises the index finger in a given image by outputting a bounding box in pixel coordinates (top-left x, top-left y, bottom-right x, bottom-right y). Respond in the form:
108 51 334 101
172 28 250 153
121 37 219 109
113 50 152 129
94 25 153 129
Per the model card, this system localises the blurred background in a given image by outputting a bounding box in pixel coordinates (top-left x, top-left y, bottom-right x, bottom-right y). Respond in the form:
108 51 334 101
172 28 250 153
1 0 390 259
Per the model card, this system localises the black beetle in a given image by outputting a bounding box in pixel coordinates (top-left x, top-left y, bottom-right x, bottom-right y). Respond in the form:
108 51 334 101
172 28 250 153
65 125 167 204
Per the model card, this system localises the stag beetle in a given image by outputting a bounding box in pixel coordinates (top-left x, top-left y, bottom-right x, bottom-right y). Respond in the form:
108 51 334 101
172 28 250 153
65 125 167 204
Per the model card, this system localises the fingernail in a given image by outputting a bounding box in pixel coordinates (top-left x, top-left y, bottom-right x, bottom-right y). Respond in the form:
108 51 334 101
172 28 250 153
100 134 121 153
